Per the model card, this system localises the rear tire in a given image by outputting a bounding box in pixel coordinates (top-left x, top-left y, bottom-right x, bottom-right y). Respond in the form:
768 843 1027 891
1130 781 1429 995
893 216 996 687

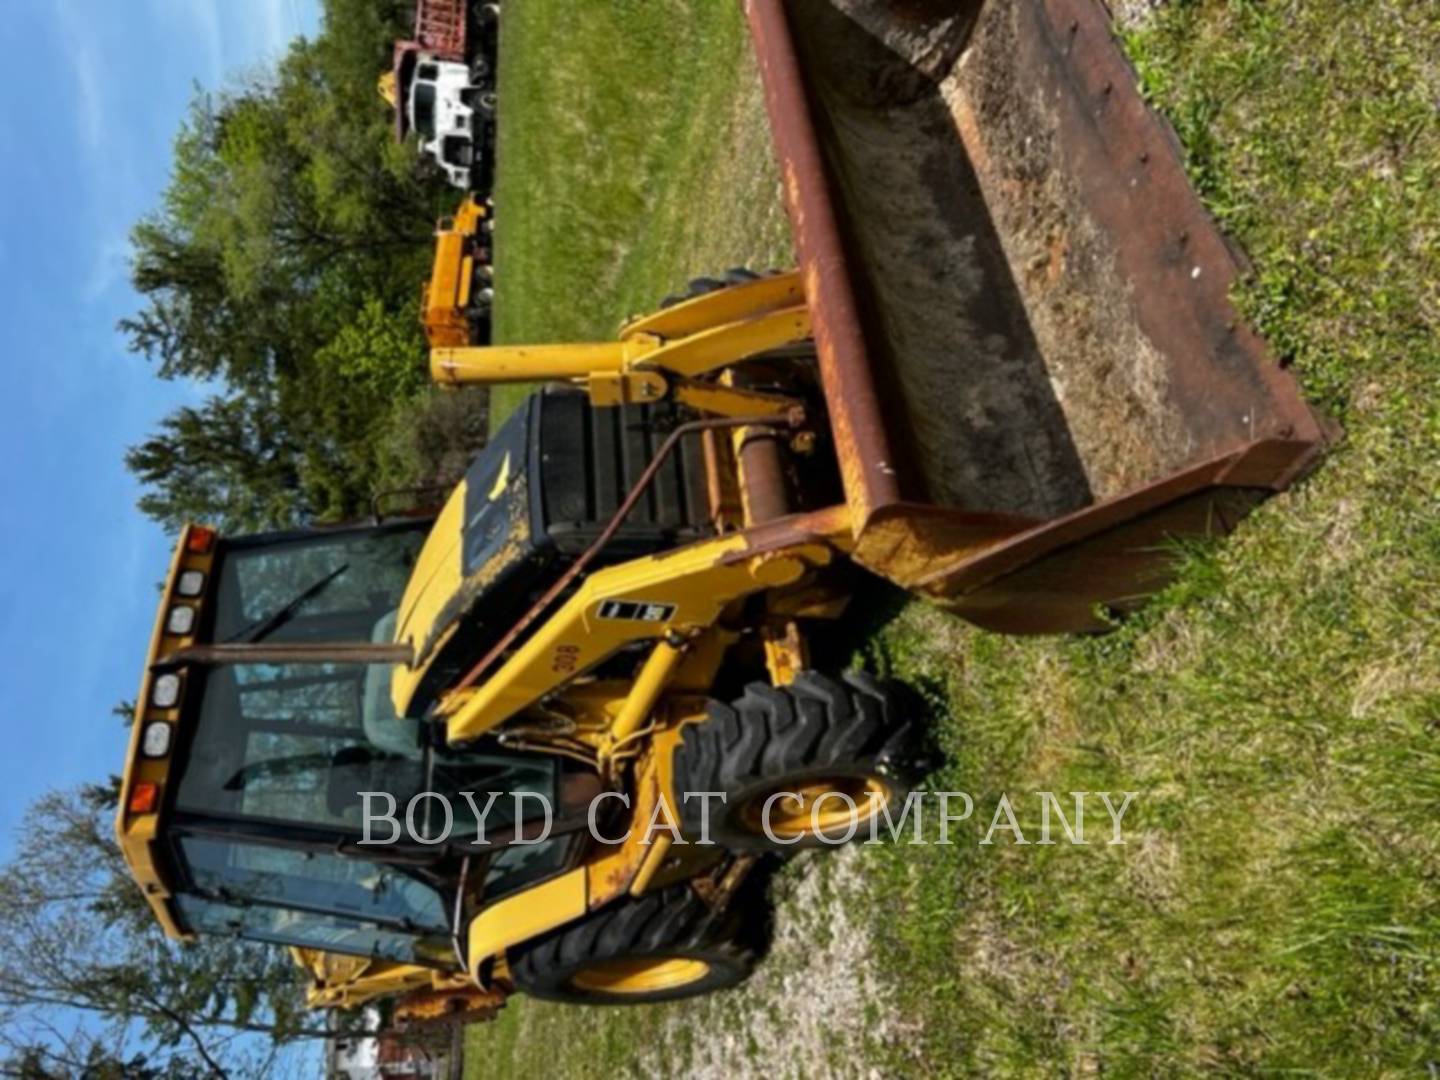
658 267 775 309
509 886 756 1005
673 671 926 852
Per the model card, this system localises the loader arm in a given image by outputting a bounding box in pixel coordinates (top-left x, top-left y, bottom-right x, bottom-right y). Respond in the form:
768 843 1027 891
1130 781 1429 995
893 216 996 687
436 525 837 743
429 270 811 417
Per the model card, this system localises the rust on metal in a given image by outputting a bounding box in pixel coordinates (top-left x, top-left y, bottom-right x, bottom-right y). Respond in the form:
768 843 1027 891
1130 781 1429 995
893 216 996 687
393 985 508 1031
717 504 853 567
745 0 905 534
736 427 792 526
848 503 1036 590
1016 0 1324 458
744 0 1331 631
450 413 799 696
692 854 760 913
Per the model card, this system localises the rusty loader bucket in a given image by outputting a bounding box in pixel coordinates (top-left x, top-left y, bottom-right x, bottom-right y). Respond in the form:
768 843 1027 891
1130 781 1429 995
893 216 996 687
744 0 1329 633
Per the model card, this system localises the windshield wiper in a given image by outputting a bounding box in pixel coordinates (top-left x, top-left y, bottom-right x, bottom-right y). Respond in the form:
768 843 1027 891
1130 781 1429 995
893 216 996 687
222 752 337 791
222 745 389 792
224 563 350 645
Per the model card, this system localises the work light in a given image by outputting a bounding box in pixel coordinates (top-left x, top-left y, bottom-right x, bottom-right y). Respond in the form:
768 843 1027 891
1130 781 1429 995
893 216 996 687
152 673 181 709
166 606 196 636
142 722 172 758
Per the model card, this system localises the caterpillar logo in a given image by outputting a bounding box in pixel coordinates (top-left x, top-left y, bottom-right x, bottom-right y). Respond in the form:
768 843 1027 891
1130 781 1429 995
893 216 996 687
596 600 677 623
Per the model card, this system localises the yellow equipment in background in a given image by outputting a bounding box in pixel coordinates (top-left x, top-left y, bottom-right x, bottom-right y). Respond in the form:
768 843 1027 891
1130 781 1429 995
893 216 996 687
422 195 493 349
377 72 398 108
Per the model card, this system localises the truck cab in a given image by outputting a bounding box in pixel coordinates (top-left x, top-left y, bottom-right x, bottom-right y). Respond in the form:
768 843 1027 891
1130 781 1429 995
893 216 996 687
385 1 500 191
423 195 494 348
394 51 495 191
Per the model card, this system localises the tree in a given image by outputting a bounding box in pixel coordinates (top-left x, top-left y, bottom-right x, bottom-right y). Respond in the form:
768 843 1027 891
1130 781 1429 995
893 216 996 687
123 393 306 533
122 0 458 530
0 787 349 1079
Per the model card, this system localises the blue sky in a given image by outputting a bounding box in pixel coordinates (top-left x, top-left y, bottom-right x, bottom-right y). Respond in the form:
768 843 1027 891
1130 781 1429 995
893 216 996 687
0 0 320 852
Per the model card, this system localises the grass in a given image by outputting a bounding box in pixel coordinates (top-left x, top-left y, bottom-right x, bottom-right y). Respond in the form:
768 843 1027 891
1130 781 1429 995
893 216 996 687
470 1 1440 1075
486 0 793 428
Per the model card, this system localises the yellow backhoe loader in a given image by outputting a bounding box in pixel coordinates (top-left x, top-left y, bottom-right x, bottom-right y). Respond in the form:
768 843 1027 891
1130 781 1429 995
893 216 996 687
116 0 1327 1022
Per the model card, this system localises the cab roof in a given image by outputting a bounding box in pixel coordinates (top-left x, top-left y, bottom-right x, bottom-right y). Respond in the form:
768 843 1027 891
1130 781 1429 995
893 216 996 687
115 523 217 941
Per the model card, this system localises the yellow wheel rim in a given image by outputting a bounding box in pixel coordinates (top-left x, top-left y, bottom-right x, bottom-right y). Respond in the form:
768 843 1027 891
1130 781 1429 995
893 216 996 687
569 956 712 995
741 777 891 839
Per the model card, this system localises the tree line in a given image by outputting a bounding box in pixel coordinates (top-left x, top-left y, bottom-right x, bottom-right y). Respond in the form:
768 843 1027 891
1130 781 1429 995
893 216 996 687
2 0 486 1073
122 0 486 534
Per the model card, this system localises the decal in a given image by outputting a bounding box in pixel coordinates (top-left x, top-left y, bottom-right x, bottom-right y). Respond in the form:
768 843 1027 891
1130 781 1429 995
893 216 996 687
597 600 677 623
488 452 512 500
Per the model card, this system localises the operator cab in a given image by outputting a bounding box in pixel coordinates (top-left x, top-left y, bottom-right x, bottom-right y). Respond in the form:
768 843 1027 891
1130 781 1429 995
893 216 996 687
119 392 712 968
117 513 589 970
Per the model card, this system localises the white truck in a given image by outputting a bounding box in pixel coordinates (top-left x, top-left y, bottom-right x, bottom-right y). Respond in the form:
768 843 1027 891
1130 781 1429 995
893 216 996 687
383 0 499 190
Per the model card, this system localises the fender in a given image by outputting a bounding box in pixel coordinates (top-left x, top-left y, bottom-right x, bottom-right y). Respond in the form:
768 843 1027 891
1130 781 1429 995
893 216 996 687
466 867 588 984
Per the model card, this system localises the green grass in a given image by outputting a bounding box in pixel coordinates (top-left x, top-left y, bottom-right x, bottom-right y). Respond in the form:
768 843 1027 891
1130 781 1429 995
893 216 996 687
486 0 793 429
470 1 1440 1075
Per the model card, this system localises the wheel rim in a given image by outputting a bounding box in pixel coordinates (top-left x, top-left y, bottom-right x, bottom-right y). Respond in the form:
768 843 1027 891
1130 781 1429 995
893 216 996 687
569 956 712 995
740 777 891 839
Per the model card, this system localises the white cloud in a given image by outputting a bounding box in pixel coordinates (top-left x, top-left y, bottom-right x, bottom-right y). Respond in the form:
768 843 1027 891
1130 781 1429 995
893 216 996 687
48 0 134 313
139 0 319 96
255 0 292 58
219 0 315 73
53 0 104 153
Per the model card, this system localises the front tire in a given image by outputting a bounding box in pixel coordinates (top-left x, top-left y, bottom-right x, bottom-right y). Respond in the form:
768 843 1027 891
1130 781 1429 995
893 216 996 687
673 671 926 851
509 886 756 1005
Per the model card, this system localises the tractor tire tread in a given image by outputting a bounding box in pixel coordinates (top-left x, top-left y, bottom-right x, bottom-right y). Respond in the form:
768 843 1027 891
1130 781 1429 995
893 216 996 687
509 886 756 1005
673 671 926 851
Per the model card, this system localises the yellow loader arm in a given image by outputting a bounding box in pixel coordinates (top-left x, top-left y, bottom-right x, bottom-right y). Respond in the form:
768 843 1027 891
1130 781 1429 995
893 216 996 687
430 270 811 418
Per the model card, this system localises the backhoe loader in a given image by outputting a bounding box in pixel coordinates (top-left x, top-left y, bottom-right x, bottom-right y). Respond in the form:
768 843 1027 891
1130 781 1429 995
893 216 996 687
116 0 1328 1022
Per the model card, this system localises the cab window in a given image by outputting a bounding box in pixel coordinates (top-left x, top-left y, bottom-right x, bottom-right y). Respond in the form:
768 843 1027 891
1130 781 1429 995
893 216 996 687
174 895 448 967
212 525 427 645
413 83 438 139
175 660 427 831
179 836 449 932
481 840 571 901
174 661 557 836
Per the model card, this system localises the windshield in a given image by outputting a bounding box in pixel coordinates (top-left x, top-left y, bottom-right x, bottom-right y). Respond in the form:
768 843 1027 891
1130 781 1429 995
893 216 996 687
442 136 473 167
212 526 426 645
412 83 437 139
174 895 447 966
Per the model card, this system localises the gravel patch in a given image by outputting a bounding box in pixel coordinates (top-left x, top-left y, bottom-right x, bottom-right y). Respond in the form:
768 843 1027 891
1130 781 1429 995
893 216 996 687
637 849 902 1079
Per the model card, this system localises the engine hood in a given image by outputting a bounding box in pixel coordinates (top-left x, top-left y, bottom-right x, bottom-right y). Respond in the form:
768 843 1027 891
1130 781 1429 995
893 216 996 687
388 389 716 721
390 406 533 719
